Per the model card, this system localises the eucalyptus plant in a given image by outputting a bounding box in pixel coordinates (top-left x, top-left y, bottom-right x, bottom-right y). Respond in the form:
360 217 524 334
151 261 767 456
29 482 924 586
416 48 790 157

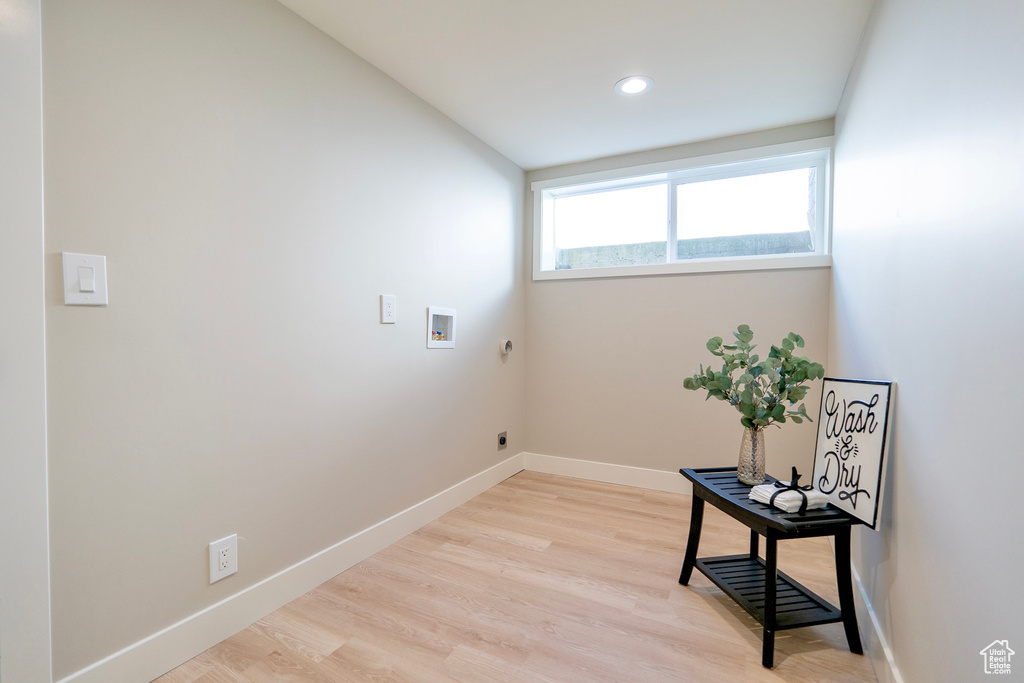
683 324 824 430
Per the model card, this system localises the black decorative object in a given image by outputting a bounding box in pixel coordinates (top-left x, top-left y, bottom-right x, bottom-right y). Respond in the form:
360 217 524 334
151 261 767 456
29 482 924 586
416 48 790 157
769 466 814 515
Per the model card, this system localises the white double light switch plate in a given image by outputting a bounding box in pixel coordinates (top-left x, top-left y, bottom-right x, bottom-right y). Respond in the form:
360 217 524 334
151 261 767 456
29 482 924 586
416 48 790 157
62 252 109 306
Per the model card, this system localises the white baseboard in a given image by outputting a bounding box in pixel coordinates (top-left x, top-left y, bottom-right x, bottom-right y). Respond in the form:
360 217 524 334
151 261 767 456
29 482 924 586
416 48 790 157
59 453 526 683
851 560 903 683
523 452 691 495
60 452 693 683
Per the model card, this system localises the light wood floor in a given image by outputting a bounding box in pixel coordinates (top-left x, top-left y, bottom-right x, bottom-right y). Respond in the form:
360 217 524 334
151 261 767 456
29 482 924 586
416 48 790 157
156 471 877 682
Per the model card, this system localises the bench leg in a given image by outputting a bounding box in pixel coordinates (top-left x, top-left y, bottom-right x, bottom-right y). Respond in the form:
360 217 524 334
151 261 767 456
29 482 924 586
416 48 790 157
678 495 705 585
749 529 759 559
762 535 777 668
834 526 864 654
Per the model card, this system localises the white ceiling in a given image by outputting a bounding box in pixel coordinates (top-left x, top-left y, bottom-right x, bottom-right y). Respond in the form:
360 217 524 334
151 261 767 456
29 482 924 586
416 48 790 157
277 0 875 170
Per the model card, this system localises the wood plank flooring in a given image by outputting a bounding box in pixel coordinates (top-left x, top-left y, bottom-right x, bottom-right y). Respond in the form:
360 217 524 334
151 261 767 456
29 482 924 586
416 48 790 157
155 471 877 682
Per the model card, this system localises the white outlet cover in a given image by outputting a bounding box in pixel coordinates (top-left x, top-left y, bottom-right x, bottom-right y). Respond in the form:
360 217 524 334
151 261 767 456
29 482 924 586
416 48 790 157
209 534 238 583
380 294 397 324
62 252 109 306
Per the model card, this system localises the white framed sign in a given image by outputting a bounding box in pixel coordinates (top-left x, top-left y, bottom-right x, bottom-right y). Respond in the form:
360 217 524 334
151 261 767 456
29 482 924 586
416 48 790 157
811 378 894 529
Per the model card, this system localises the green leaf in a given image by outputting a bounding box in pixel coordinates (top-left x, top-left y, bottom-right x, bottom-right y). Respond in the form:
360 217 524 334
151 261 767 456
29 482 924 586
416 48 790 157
688 325 821 432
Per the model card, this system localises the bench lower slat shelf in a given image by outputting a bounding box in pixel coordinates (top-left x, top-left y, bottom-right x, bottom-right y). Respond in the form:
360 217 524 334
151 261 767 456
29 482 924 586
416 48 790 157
695 554 842 630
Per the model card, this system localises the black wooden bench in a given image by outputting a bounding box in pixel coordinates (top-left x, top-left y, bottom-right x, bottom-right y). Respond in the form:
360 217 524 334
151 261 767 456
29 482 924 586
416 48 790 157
678 467 864 668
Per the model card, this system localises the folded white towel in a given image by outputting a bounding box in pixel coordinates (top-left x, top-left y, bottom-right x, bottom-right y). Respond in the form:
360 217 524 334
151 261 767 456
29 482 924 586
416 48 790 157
749 482 830 513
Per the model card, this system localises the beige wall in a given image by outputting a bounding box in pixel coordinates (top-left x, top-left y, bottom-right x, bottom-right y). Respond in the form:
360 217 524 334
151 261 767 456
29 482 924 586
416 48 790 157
0 0 53 680
42 1 524 677
39 1 1024 679
831 0 1024 679
525 123 833 477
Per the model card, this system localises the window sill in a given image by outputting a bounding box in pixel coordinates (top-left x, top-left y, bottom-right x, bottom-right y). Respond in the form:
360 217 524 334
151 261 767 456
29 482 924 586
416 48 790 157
532 253 832 281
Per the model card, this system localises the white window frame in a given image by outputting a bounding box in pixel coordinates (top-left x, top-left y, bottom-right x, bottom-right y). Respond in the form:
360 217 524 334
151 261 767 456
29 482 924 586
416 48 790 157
531 137 833 280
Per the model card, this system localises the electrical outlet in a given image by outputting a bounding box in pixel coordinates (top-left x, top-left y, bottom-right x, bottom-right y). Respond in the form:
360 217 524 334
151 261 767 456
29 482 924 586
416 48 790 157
498 431 507 450
209 534 238 584
380 294 396 324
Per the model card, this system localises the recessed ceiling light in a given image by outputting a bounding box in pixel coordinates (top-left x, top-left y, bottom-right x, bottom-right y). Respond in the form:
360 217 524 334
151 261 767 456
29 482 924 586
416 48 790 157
614 75 653 96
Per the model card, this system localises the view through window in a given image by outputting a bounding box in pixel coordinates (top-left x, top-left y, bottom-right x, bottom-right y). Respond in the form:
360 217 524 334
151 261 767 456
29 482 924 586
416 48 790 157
534 144 831 278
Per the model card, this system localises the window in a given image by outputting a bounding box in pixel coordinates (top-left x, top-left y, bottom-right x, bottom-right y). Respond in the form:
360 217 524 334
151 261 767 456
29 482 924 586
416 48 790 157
532 139 832 279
